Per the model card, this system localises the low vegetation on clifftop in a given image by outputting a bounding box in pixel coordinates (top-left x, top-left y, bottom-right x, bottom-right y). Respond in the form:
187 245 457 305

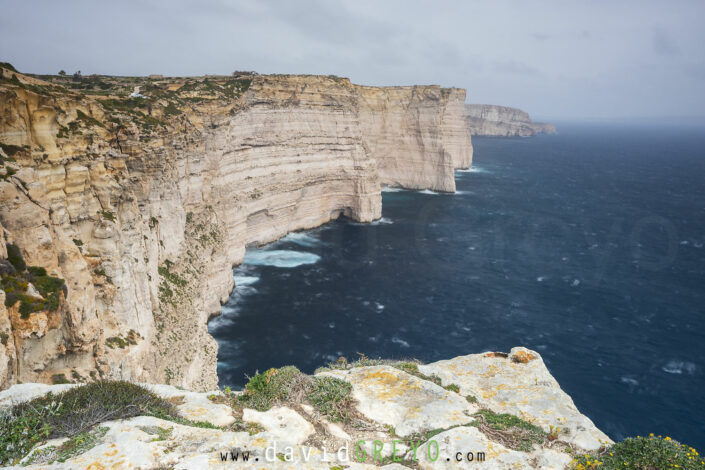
1 349 700 469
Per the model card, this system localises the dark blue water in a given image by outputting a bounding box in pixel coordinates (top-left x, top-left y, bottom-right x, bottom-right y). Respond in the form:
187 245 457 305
209 124 705 449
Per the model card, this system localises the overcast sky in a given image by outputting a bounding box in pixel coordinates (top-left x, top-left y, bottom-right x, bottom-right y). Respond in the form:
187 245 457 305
1 0 704 121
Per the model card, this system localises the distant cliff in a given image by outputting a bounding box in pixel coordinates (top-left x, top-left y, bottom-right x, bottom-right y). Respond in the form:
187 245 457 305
465 104 556 137
0 66 472 391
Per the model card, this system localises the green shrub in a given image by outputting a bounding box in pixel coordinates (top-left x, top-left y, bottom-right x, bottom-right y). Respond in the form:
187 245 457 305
238 366 305 411
0 332 8 346
3 291 18 308
75 110 106 129
1 381 176 463
571 435 704 469
6 244 26 271
27 266 47 277
444 383 460 393
1 275 27 295
0 62 17 72
0 142 26 158
1 265 64 318
31 273 64 295
19 300 34 318
100 210 115 222
106 336 129 349
0 400 54 465
306 376 353 422
235 366 355 422
51 373 70 384
163 102 181 116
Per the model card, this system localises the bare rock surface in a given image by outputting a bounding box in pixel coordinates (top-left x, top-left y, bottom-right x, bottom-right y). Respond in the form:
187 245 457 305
418 347 611 451
320 365 476 437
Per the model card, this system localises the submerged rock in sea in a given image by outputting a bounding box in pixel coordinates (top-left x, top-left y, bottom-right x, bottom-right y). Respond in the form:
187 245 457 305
0 349 610 469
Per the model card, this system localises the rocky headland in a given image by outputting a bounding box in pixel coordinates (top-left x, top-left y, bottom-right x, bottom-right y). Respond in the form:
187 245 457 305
0 65 470 391
465 104 556 137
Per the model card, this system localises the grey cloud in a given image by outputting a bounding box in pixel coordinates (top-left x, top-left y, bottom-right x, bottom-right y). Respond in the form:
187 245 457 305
0 0 704 120
652 27 680 56
490 60 543 77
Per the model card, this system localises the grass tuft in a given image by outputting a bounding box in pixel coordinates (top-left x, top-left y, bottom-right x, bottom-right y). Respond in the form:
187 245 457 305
472 409 545 452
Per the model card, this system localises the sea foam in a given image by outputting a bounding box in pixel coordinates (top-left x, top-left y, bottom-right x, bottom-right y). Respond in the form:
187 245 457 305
281 232 320 248
243 250 321 268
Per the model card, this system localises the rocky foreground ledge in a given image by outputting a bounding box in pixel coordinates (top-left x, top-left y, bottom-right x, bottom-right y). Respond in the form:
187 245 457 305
0 348 615 469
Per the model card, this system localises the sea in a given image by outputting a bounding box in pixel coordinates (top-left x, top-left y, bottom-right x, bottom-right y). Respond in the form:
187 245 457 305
208 123 705 449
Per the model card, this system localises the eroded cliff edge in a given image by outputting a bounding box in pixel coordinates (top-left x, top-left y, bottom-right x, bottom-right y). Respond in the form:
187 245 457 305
0 67 472 391
0 348 613 469
465 103 556 137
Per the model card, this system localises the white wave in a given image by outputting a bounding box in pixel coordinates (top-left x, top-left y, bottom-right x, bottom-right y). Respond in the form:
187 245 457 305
391 337 410 348
454 190 471 195
371 217 393 225
419 189 440 195
620 376 639 386
220 304 241 316
243 249 320 268
208 310 239 331
382 186 406 193
375 302 385 312
456 166 489 174
281 232 320 248
571 279 581 287
537 276 547 282
234 275 259 287
662 360 696 375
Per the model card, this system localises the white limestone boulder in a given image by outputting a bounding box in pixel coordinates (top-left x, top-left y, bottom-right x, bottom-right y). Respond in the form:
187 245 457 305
418 347 611 451
319 365 476 437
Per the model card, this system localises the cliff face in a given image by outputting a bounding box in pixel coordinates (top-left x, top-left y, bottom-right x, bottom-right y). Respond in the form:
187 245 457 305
357 86 472 192
465 104 556 136
0 69 472 391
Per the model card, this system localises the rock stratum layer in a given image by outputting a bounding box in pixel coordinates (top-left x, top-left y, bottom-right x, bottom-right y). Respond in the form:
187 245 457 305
0 67 472 391
465 104 556 137
1 348 611 469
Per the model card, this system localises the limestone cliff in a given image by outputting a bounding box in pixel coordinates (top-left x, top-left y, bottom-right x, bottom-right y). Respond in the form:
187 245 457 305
465 104 556 137
0 67 472 391
357 86 472 192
